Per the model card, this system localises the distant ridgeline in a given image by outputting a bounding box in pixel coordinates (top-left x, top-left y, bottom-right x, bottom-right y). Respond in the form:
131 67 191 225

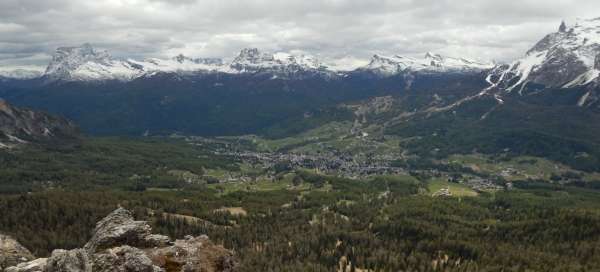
0 19 599 169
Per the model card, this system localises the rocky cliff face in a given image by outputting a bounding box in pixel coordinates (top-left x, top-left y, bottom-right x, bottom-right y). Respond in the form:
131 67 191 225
0 99 79 148
229 48 329 77
489 18 600 91
0 235 35 271
43 43 144 82
1 208 237 272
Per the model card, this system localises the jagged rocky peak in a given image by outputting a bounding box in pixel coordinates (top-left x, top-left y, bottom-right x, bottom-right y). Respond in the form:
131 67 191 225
173 54 190 63
230 48 328 75
274 52 324 69
233 48 274 64
490 18 600 91
45 43 110 74
3 208 238 272
363 54 404 75
172 54 224 66
0 99 79 148
424 52 446 67
43 43 143 81
363 52 492 76
424 52 443 61
559 20 568 32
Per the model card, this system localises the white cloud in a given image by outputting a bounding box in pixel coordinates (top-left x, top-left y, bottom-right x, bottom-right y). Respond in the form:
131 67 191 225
0 0 599 69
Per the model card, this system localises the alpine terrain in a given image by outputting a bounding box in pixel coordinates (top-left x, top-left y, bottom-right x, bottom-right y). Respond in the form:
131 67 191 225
2 4 600 271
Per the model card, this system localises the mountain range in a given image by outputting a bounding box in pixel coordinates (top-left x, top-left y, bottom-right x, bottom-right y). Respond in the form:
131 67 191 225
489 18 600 91
0 18 600 170
2 18 599 90
1 44 493 82
1 19 598 92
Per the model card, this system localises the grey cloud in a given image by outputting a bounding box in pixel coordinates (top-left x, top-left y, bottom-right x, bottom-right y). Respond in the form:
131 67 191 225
0 0 599 69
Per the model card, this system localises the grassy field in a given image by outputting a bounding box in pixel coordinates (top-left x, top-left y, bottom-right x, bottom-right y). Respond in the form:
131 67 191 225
427 179 479 197
247 121 404 156
206 178 311 195
447 154 574 181
251 121 353 152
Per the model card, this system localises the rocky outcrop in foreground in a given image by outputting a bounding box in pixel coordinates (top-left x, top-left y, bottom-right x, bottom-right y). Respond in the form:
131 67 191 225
2 208 237 272
0 235 35 270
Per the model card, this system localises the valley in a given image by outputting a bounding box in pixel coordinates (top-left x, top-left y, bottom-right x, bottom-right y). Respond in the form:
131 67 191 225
2 135 600 271
1 13 600 272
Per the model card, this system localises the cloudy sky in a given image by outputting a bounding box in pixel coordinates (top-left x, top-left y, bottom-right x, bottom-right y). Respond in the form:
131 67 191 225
1 0 599 70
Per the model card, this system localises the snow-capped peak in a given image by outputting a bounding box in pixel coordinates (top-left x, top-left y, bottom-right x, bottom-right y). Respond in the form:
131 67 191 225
44 43 143 81
128 54 227 76
424 52 443 61
489 18 600 91
230 48 276 71
229 48 328 75
32 44 500 82
38 45 334 82
362 52 492 76
45 43 110 75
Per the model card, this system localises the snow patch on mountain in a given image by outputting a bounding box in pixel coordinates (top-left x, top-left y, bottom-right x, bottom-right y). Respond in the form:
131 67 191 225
361 52 493 76
489 18 600 91
39 44 496 82
323 57 369 72
40 45 338 82
44 43 143 81
230 48 330 75
130 54 227 75
0 68 43 80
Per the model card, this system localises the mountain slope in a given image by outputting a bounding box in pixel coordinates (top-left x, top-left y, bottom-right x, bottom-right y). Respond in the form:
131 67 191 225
340 19 600 171
0 99 78 147
43 43 144 81
489 18 600 92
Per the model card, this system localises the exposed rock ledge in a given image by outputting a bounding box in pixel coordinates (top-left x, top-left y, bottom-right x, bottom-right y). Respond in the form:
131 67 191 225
0 235 35 270
1 208 237 272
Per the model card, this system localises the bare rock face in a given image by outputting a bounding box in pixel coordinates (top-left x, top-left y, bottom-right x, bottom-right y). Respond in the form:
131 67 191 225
147 236 237 272
0 99 79 148
3 208 237 272
490 18 600 90
0 234 35 270
92 246 162 272
4 258 47 272
595 54 600 70
84 208 170 254
45 249 91 272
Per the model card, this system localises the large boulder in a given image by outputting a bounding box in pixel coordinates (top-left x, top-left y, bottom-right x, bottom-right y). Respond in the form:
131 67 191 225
0 234 35 270
83 208 170 254
4 258 47 272
147 236 237 272
45 249 91 272
4 208 237 272
92 246 162 272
